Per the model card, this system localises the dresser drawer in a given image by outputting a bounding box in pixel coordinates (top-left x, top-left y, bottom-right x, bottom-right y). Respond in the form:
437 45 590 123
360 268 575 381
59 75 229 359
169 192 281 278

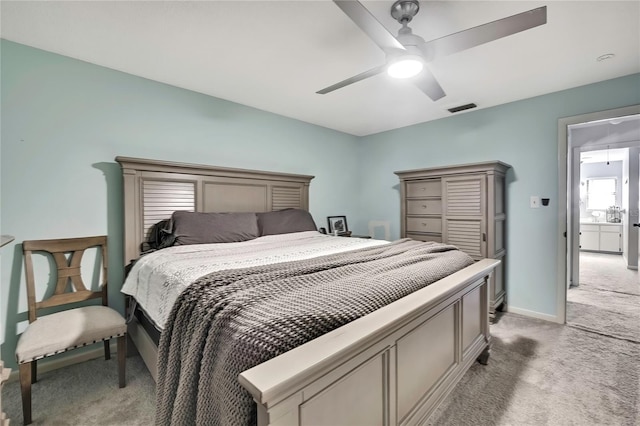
407 199 442 216
407 233 442 243
407 217 442 233
600 224 622 233
406 180 441 198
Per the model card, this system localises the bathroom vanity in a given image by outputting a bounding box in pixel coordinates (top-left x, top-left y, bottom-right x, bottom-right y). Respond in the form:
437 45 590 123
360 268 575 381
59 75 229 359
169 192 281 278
580 222 622 253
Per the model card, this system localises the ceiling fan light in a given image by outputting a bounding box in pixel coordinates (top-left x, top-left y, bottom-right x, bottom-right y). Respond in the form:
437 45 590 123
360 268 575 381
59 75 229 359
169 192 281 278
387 57 424 79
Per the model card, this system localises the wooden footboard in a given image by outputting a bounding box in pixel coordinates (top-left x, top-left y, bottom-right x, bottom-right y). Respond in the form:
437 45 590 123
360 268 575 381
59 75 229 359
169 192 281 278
239 259 498 426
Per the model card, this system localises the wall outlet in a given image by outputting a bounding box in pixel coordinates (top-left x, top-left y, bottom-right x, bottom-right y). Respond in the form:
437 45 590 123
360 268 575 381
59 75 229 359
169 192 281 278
530 196 540 208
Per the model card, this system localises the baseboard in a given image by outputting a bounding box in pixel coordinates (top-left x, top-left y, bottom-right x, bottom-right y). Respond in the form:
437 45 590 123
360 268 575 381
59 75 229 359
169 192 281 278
504 306 562 324
627 265 638 271
6 343 114 383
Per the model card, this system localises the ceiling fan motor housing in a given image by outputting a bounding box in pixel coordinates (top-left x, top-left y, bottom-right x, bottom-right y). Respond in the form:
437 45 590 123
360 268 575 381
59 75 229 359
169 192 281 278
391 0 420 24
395 27 426 53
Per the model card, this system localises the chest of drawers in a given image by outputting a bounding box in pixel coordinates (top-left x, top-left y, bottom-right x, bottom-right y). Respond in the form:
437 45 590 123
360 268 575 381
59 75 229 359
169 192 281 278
396 161 511 318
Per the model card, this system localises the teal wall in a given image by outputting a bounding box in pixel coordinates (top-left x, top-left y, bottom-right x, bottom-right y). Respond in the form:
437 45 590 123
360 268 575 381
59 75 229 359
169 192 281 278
0 40 360 368
1 38 639 369
355 73 640 318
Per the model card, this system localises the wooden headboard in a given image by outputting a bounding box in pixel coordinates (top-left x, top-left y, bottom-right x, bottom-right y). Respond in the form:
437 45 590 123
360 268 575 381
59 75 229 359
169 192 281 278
116 156 314 264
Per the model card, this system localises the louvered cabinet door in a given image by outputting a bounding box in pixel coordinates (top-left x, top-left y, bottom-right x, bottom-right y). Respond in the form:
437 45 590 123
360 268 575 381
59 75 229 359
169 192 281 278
141 177 196 239
442 175 487 260
272 185 304 211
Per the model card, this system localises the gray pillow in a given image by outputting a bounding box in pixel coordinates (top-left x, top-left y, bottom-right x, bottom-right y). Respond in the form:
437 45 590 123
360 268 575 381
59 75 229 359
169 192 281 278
257 208 317 236
171 211 259 245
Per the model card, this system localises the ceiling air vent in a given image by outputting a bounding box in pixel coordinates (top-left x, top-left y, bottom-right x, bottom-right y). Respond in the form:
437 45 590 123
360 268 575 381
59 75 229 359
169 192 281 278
448 103 477 113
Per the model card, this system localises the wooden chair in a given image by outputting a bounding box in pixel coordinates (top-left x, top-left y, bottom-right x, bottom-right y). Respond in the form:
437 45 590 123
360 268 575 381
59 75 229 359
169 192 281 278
15 236 126 425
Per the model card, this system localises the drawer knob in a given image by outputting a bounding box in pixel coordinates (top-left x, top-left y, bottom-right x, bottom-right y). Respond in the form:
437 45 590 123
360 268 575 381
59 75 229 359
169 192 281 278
422 204 428 209
422 222 427 226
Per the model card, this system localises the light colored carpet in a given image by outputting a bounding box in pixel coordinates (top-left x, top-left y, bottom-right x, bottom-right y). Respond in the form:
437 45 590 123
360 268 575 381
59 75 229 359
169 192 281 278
427 313 639 426
2 355 155 425
577 251 639 295
567 287 640 343
567 252 640 343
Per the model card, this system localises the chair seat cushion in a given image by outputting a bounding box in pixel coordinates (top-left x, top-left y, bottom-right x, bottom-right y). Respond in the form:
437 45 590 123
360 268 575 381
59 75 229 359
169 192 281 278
16 305 126 363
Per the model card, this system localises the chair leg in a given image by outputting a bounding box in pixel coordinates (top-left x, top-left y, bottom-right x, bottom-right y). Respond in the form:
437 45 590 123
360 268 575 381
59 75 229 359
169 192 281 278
104 340 111 360
31 361 37 384
19 362 32 425
117 335 126 388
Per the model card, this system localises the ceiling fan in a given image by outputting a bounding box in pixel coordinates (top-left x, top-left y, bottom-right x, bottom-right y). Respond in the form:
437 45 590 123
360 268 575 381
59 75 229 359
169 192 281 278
317 0 547 101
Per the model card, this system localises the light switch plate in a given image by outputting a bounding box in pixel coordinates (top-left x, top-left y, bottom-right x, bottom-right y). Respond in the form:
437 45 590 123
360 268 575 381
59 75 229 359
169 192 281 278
530 196 540 208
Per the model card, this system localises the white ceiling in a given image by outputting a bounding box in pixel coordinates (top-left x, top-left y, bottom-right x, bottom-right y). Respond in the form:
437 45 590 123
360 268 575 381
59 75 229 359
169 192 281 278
2 1 639 136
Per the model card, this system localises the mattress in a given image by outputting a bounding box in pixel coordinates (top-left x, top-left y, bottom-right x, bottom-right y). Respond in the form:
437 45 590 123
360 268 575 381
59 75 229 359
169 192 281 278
121 231 387 330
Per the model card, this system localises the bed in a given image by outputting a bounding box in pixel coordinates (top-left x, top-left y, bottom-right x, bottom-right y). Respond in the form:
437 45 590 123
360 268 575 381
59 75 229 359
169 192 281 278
116 156 499 426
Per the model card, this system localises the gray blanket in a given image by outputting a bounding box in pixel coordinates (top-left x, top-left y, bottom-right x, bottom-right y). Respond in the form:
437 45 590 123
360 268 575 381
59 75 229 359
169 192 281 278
156 239 473 425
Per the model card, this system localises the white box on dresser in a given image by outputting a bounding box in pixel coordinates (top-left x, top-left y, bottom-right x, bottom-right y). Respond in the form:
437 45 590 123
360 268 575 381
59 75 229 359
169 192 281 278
395 161 511 319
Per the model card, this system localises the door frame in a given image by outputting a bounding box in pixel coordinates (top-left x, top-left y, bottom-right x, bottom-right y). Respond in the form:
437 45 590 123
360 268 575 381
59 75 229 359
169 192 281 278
556 104 640 324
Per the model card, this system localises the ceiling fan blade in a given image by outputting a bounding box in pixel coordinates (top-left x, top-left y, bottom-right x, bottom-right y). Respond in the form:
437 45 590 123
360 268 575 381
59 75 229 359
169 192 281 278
334 0 406 52
316 64 387 95
420 6 547 61
412 67 446 101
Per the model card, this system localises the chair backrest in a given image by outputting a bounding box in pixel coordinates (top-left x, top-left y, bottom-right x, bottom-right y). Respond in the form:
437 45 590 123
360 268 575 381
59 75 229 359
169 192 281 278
22 235 108 323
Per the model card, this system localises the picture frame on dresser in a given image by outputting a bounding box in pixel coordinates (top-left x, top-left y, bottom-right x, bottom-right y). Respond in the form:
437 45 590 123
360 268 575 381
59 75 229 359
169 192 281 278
327 215 348 235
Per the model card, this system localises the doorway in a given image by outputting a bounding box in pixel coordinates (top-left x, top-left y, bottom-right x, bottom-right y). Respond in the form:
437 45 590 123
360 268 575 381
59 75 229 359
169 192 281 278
573 143 640 280
567 144 640 332
556 105 640 324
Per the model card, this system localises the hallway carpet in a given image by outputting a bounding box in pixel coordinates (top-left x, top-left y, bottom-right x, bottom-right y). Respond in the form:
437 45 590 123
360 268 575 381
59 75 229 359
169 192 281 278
567 251 640 343
577 251 639 295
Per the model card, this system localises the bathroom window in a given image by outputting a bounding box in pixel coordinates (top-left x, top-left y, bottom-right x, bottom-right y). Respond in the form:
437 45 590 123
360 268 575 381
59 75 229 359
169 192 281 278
586 178 616 210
